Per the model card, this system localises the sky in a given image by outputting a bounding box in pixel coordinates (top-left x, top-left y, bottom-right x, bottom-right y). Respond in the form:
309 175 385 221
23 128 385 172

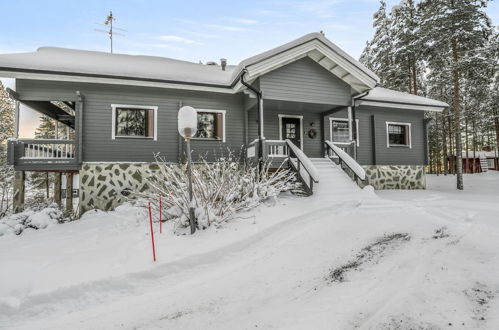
1 0 498 138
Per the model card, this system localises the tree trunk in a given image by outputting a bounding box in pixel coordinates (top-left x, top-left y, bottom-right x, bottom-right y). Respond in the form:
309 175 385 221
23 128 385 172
411 58 418 95
473 119 477 173
452 38 463 190
495 112 499 168
465 116 469 174
45 172 50 199
442 109 449 175
448 114 454 174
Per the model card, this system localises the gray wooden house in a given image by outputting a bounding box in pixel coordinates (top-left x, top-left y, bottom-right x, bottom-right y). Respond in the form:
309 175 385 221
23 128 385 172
0 33 447 213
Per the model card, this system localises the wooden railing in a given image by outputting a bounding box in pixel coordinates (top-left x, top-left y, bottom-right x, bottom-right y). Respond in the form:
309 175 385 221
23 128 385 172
286 140 319 195
325 140 366 186
246 139 319 195
7 139 80 167
265 140 289 158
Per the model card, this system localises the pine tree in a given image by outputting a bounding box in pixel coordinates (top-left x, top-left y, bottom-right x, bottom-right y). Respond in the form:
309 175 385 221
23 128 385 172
391 0 423 94
0 82 15 147
0 82 15 217
420 0 493 189
35 116 56 139
29 115 57 199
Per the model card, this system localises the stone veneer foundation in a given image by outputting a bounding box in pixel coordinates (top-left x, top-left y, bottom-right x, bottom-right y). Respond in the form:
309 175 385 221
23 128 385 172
361 165 426 190
78 162 426 214
79 163 159 214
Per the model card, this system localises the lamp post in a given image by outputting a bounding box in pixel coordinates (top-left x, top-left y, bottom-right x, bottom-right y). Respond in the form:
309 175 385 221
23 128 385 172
178 106 198 234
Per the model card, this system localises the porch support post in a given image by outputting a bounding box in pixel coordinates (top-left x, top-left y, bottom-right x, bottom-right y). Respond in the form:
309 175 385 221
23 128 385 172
320 114 326 156
347 106 353 141
13 170 25 213
54 172 62 206
14 101 20 139
75 91 83 164
65 172 74 214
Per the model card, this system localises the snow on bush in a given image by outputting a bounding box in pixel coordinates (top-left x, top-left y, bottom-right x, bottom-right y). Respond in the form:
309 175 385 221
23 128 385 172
0 203 66 237
138 153 299 230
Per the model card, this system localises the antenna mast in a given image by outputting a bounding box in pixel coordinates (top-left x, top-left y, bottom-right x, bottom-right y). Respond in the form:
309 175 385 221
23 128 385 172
94 11 126 53
105 11 114 53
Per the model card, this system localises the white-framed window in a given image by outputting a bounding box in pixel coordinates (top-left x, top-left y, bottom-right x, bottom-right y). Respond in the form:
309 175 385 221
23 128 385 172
194 109 226 142
329 117 360 146
386 122 411 148
111 104 158 140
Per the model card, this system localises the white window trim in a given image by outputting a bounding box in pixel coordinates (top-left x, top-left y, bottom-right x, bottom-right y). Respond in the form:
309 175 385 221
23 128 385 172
386 121 412 149
194 109 226 143
329 117 360 147
278 114 304 150
111 104 158 141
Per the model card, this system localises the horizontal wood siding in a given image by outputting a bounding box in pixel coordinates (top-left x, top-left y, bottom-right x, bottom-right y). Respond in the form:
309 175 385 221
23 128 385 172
16 79 245 163
248 107 324 158
356 106 425 165
259 57 351 106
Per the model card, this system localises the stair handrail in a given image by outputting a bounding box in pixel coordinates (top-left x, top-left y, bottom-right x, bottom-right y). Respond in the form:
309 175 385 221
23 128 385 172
286 139 319 195
325 140 366 185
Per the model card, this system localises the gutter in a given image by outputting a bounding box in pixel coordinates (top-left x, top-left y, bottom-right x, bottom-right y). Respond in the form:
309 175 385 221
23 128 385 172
350 89 371 146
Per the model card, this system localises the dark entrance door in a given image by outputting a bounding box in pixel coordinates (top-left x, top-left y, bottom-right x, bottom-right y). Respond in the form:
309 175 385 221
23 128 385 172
281 117 301 148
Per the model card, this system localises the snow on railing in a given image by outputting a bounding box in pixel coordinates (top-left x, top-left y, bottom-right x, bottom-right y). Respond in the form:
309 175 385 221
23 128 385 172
21 140 76 159
286 140 319 183
266 140 289 158
325 141 365 181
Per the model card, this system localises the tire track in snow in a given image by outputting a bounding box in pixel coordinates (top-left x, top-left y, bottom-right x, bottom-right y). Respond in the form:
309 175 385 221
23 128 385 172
2 199 363 328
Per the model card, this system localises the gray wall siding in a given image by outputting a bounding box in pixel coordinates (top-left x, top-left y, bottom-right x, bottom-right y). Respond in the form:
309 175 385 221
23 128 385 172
16 79 245 162
259 57 351 106
356 106 426 165
248 107 324 158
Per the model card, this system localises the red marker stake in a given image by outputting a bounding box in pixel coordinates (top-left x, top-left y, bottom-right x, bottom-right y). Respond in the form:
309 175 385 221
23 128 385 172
148 202 156 262
159 197 163 234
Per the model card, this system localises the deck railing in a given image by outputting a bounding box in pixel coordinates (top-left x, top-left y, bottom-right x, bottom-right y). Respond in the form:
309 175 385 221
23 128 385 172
8 139 79 167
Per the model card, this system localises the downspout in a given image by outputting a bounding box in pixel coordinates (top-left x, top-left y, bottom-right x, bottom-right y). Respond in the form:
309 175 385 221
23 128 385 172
350 89 372 160
240 69 264 169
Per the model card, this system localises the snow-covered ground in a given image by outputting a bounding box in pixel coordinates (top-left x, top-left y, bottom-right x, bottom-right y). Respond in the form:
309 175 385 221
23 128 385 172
1 171 499 329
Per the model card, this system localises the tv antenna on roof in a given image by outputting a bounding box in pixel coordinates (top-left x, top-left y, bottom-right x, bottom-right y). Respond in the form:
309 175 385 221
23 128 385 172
94 11 127 53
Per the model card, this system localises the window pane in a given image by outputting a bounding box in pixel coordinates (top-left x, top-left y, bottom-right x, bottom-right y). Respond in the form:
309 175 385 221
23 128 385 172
332 121 350 143
197 113 216 139
388 124 407 145
116 108 147 136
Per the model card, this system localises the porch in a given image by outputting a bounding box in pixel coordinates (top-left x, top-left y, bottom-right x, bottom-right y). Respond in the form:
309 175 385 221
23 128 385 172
6 89 83 171
244 97 358 160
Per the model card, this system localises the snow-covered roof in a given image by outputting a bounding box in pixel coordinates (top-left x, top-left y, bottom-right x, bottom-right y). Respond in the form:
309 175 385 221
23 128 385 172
359 87 448 110
232 32 379 83
0 33 447 109
0 32 378 93
0 46 235 87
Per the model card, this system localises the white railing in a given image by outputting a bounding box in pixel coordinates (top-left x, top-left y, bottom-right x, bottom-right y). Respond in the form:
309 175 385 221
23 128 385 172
325 140 366 182
266 140 289 158
20 140 76 160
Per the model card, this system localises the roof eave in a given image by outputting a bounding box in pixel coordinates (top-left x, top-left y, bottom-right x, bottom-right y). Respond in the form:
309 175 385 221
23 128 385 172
358 100 446 112
0 68 235 94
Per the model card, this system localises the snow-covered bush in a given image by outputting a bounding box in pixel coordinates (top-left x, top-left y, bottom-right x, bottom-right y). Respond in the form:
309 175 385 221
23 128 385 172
139 153 299 230
0 203 67 237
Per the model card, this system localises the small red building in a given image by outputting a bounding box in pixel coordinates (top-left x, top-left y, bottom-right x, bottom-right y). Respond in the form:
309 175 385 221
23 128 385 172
460 151 499 173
